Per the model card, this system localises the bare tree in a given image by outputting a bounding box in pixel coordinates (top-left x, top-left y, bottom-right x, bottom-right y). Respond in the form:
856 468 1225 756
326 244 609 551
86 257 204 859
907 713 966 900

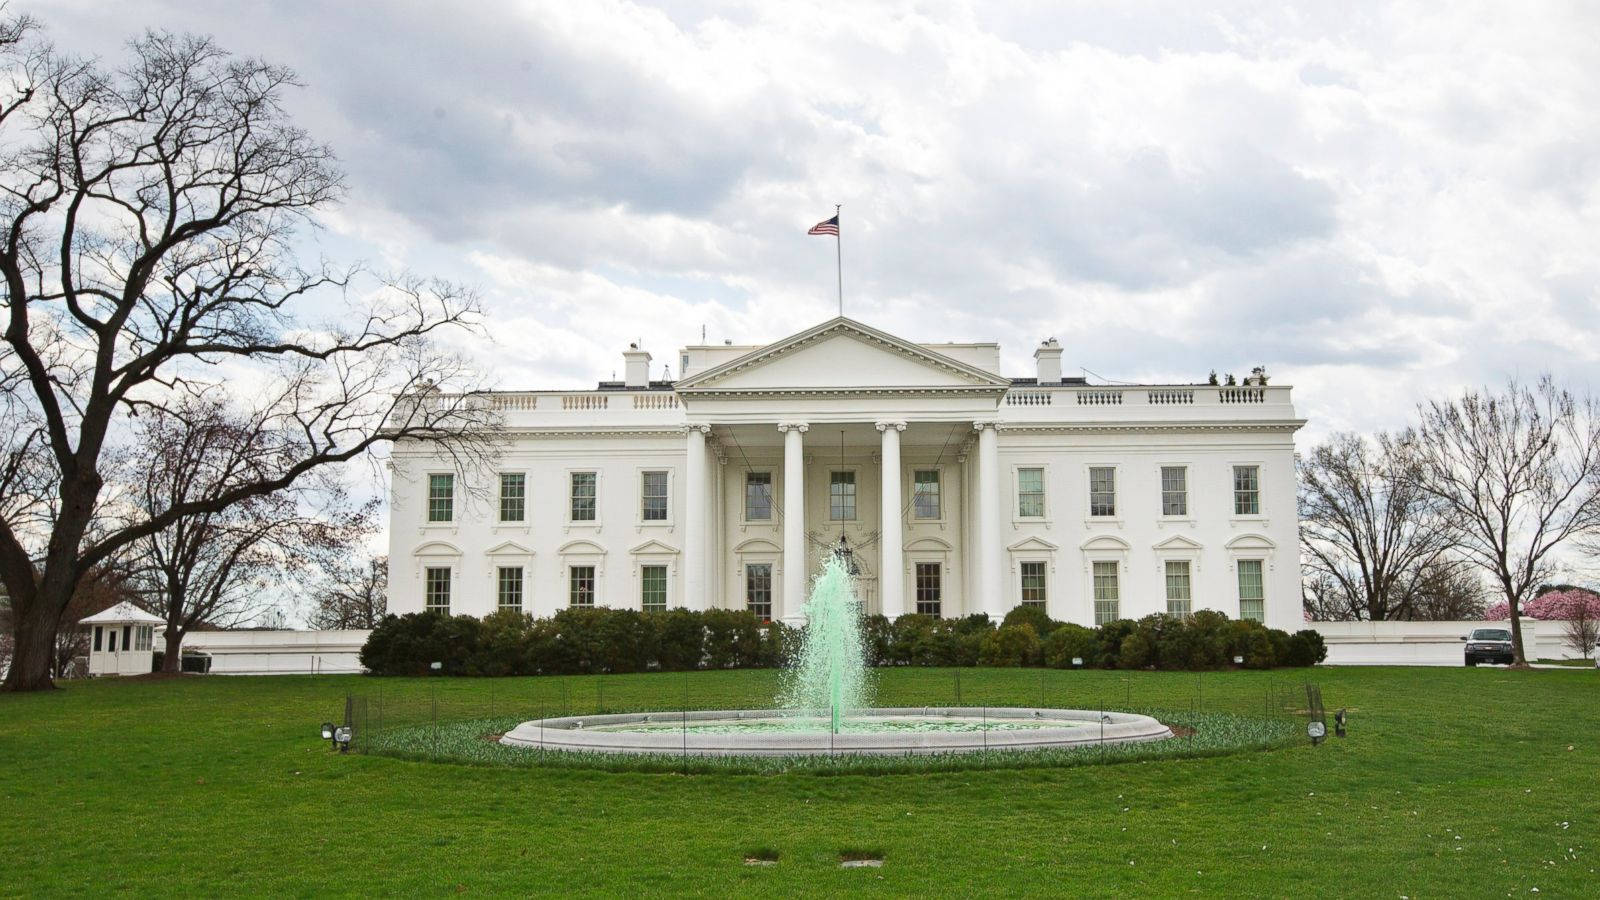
126 398 375 672
1298 432 1461 620
1412 377 1600 667
1561 601 1598 662
309 554 386 630
0 20 494 690
1408 560 1487 621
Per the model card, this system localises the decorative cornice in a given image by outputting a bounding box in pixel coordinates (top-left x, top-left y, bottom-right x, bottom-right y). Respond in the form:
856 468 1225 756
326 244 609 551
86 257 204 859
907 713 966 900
680 385 1008 399
675 316 1012 391
996 420 1307 435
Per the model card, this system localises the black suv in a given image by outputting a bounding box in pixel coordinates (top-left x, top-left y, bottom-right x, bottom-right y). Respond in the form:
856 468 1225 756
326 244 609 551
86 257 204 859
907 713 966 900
1461 628 1515 666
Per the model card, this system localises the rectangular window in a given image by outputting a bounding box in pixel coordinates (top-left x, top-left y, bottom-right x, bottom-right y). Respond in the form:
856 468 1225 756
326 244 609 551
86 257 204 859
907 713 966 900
570 472 597 521
830 471 856 520
1089 466 1116 517
641 565 668 612
641 470 669 521
744 472 773 521
108 630 117 653
93 626 103 652
1020 561 1047 608
424 566 452 613
915 562 942 617
1161 466 1187 516
1237 559 1265 622
499 472 526 522
569 565 596 608
1092 560 1120 625
497 566 524 612
123 625 131 651
427 473 454 523
745 563 773 621
1017 467 1045 518
1234 465 1260 515
1165 560 1192 616
913 469 942 519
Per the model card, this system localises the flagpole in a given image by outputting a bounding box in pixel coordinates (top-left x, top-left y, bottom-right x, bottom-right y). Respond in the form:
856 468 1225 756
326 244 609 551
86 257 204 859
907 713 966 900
834 204 843 317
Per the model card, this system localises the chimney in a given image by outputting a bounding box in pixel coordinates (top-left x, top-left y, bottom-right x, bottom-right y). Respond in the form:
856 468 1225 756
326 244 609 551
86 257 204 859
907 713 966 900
1033 337 1063 384
623 342 652 388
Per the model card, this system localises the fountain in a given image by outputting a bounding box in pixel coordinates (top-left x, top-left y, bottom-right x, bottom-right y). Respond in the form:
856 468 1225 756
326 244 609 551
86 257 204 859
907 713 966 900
777 554 871 733
500 552 1173 758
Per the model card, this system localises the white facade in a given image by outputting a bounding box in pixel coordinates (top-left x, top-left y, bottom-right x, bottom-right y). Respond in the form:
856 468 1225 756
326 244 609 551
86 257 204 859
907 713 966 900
388 317 1304 629
82 602 161 676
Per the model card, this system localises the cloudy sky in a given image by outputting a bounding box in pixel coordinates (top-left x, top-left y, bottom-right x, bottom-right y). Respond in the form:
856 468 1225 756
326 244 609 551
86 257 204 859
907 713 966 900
36 0 1600 444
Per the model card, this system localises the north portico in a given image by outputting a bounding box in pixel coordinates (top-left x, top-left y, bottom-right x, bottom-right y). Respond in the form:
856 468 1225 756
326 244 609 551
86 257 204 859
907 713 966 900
389 316 1305 628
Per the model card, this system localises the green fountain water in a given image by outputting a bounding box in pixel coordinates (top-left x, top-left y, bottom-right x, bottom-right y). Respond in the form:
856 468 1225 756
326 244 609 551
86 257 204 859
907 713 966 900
778 553 873 733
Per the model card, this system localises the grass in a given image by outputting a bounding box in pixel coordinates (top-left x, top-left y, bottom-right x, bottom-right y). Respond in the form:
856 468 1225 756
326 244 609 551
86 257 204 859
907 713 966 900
1 666 1596 896
1537 657 1596 668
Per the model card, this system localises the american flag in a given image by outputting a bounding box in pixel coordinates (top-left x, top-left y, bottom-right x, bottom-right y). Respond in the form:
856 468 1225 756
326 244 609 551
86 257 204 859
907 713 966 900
807 215 839 236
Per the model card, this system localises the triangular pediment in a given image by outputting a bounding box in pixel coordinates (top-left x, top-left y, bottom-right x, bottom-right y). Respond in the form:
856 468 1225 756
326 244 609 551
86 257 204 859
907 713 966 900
629 539 680 556
1008 536 1060 553
677 317 1010 392
1153 535 1203 552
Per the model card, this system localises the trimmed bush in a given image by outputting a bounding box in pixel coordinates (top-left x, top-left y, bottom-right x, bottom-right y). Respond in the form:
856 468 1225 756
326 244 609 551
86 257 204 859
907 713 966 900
978 624 1039 667
358 605 1324 676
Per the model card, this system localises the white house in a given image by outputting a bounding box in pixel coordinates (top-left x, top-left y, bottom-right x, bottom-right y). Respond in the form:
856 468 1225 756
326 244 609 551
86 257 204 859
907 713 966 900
388 317 1304 629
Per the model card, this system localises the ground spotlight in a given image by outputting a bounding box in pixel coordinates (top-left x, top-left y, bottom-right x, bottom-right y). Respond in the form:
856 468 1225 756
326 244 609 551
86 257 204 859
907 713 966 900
320 721 335 741
1232 655 1244 665
1071 657 1083 669
334 725 352 753
1335 708 1347 738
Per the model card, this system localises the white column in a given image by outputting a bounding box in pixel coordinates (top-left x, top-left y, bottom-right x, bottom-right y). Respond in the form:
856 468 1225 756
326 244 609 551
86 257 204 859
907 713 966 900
877 421 906 619
779 422 809 624
975 421 1005 618
684 424 709 609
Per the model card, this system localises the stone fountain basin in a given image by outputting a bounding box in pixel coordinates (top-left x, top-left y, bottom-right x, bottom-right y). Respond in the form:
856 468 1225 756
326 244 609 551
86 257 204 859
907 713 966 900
499 707 1173 757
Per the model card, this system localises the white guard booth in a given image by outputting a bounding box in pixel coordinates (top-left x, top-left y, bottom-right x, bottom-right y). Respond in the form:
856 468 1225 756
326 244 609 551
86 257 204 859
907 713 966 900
82 602 162 676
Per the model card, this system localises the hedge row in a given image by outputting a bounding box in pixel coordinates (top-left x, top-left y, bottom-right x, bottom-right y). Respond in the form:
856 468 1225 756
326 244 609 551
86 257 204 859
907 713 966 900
360 606 1325 676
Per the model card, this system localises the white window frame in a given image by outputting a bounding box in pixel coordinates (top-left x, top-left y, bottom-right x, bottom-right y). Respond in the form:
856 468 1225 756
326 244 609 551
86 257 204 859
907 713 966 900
558 540 607 608
742 470 775 524
425 472 456 525
496 565 525 613
1158 464 1191 520
424 566 453 614
497 471 528 524
1086 464 1119 521
567 469 601 527
1229 461 1266 524
637 467 674 528
734 540 783 620
1090 559 1121 626
743 561 775 621
639 563 670 612
910 467 945 522
1164 559 1193 617
1012 464 1049 523
1236 558 1266 622
913 561 944 617
1018 560 1048 609
828 468 860 522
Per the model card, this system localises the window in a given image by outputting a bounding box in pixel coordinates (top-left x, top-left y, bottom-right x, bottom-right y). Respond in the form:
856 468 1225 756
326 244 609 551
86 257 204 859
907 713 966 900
1234 465 1260 515
913 469 942 519
641 470 668 521
569 565 596 608
830 471 856 520
1017 467 1045 518
1088 466 1116 517
93 626 103 652
123 625 131 651
108 629 118 652
745 472 772 521
1165 560 1192 616
570 472 597 521
641 565 668 612
1092 560 1120 625
427 473 454 523
1161 466 1187 516
424 566 452 613
1237 559 1265 622
497 566 524 612
745 563 773 621
915 562 942 617
499 472 526 522
1020 561 1047 608
135 626 152 651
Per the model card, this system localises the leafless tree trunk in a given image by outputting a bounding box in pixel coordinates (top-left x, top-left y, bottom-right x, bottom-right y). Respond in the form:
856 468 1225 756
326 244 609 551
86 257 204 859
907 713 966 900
1298 432 1461 620
310 554 387 630
0 19 495 690
1412 377 1600 667
125 398 375 671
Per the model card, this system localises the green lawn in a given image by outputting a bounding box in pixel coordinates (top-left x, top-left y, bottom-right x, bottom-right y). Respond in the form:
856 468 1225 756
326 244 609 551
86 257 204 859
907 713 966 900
1 667 1595 897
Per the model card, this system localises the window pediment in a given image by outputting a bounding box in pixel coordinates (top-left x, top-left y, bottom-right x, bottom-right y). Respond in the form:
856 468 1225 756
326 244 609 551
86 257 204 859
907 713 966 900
1152 535 1203 552
733 537 782 554
558 539 608 556
1079 534 1130 553
1225 533 1276 551
414 540 462 557
486 540 534 556
629 539 680 556
1007 536 1060 553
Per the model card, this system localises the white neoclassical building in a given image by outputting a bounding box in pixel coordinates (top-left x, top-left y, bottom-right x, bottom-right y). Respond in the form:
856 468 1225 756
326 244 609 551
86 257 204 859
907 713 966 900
388 317 1304 629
